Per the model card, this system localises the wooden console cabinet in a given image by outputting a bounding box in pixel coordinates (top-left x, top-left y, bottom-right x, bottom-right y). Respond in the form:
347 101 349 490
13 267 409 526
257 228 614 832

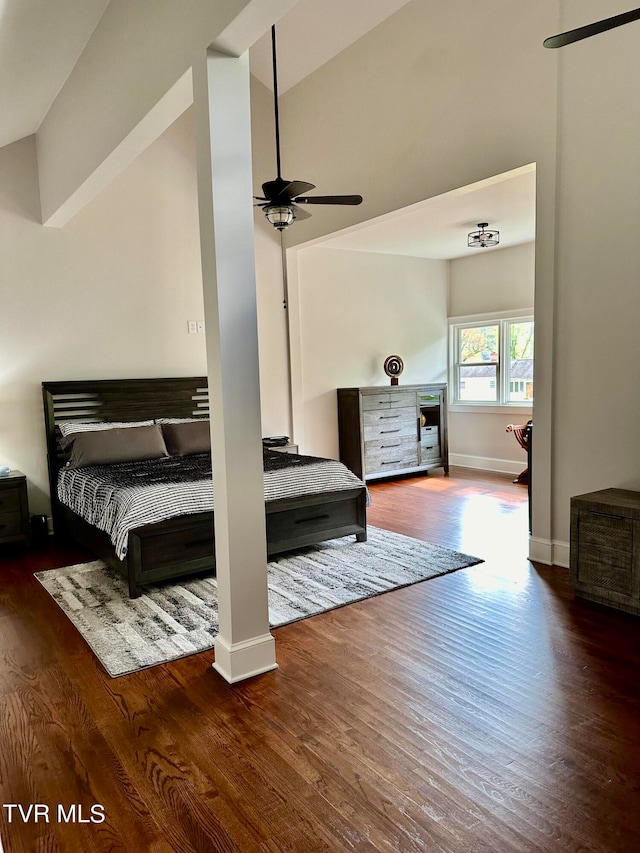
570 488 640 616
0 470 30 547
337 383 449 481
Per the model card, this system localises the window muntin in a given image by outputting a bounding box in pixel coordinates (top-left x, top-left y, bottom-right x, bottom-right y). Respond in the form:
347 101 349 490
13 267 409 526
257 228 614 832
451 315 534 406
506 320 534 402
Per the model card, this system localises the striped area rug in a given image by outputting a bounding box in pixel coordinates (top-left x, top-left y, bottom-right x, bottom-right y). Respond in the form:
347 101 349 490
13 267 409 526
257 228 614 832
35 526 482 678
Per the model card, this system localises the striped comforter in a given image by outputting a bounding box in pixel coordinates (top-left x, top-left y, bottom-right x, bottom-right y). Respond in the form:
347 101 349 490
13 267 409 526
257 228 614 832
57 450 367 560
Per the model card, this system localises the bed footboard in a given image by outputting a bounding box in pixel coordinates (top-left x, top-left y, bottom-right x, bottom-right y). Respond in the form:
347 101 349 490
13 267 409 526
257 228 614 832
59 488 367 598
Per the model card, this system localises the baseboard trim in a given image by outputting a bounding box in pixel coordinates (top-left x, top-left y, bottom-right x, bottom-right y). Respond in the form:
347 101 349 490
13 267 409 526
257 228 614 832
552 541 570 569
449 453 524 476
528 537 570 568
213 632 277 684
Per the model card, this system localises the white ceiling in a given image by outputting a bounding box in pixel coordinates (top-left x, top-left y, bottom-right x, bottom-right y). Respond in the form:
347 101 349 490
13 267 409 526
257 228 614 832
0 0 412 149
0 0 110 149
314 165 537 260
0 0 535 258
249 0 414 93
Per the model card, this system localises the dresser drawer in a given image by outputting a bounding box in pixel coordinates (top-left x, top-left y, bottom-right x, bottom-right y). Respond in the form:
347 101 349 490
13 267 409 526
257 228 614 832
0 473 29 547
0 488 21 514
421 425 439 437
361 391 416 411
137 516 214 573
578 510 632 551
576 547 634 597
362 393 392 410
363 407 416 441
267 494 359 546
365 440 418 474
421 445 442 463
0 512 24 538
363 406 414 427
390 392 416 408
366 435 416 456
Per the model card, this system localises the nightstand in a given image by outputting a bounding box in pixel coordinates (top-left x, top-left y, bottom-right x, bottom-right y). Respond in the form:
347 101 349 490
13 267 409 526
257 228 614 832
0 471 30 547
271 444 299 454
570 488 640 616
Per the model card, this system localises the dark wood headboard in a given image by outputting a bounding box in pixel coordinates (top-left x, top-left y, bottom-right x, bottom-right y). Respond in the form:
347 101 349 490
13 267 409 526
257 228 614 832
42 377 209 526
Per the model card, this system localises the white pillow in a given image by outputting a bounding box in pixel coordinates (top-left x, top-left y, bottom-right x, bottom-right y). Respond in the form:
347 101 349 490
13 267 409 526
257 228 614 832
58 420 154 438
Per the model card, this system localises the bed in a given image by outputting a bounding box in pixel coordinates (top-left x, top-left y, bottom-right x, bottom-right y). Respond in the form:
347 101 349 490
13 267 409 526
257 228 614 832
42 377 368 598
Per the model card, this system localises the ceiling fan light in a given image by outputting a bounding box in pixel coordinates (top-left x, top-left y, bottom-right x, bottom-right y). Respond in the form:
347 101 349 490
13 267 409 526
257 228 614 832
264 205 295 231
468 222 500 249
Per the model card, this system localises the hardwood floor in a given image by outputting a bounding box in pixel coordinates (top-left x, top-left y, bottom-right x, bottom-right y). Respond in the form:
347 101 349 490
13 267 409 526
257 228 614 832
1 468 640 852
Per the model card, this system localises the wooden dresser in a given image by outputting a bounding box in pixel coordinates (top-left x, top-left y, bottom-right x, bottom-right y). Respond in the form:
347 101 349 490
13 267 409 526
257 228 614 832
570 488 640 616
0 470 30 547
337 383 448 481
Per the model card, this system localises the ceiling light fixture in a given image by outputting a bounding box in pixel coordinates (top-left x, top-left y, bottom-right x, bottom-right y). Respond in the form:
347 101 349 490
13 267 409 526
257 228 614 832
468 222 500 249
264 205 296 231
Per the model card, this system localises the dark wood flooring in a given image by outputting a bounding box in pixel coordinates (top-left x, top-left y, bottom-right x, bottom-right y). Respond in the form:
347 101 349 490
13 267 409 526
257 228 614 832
1 468 640 852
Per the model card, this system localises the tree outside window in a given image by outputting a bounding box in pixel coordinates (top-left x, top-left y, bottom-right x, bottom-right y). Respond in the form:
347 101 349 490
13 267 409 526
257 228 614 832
451 316 534 405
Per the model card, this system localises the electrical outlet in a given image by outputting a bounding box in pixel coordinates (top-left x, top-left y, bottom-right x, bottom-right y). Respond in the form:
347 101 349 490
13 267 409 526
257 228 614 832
187 320 197 334
196 321 205 334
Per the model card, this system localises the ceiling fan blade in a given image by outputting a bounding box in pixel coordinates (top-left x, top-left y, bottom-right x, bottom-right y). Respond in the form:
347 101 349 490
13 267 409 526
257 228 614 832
543 7 640 48
261 178 316 202
290 204 312 221
294 195 363 206
261 178 289 199
280 180 316 199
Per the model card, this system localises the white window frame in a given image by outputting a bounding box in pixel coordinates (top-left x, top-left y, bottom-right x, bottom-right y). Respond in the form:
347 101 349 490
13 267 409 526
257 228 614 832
448 308 534 414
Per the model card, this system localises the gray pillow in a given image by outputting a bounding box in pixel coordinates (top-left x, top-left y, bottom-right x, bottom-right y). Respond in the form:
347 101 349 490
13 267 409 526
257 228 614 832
64 424 169 469
161 421 211 456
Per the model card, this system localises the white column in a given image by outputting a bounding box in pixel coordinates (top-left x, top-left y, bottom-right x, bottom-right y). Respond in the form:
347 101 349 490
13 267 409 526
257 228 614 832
193 48 276 683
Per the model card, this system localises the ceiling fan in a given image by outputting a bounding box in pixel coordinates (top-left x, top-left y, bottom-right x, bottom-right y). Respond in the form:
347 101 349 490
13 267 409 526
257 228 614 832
255 26 363 231
544 7 640 48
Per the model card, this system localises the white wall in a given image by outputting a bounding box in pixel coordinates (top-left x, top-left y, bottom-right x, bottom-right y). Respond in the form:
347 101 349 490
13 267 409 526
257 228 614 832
0 114 204 513
279 0 559 544
295 247 447 459
449 243 535 318
0 77 291 516
448 243 535 472
551 0 640 544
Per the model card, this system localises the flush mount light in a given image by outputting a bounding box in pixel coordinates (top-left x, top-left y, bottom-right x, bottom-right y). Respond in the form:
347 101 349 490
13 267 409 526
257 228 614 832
468 222 500 248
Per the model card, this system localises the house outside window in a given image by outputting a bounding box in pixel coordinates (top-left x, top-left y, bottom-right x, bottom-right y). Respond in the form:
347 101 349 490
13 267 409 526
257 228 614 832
449 312 534 407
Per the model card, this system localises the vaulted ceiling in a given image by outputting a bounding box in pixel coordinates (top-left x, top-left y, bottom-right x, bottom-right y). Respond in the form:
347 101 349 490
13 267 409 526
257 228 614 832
0 0 412 149
0 0 534 256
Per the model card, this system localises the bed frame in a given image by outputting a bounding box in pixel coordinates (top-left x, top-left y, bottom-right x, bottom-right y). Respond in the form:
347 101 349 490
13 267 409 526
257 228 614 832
42 377 367 597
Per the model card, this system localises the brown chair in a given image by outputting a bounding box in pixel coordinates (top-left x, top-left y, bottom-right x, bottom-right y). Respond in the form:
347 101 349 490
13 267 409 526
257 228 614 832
506 421 532 484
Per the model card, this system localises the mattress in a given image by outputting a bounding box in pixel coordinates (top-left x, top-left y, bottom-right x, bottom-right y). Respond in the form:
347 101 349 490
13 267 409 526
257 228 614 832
57 449 367 559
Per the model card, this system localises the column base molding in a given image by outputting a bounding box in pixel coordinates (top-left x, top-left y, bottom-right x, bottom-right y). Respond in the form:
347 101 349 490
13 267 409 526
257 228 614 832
213 632 277 684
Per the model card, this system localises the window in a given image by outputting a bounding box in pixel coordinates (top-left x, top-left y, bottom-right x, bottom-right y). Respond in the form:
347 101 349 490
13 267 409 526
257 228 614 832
450 314 534 406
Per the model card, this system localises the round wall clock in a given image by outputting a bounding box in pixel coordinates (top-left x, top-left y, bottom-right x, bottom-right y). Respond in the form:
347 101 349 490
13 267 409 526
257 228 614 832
383 355 404 385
